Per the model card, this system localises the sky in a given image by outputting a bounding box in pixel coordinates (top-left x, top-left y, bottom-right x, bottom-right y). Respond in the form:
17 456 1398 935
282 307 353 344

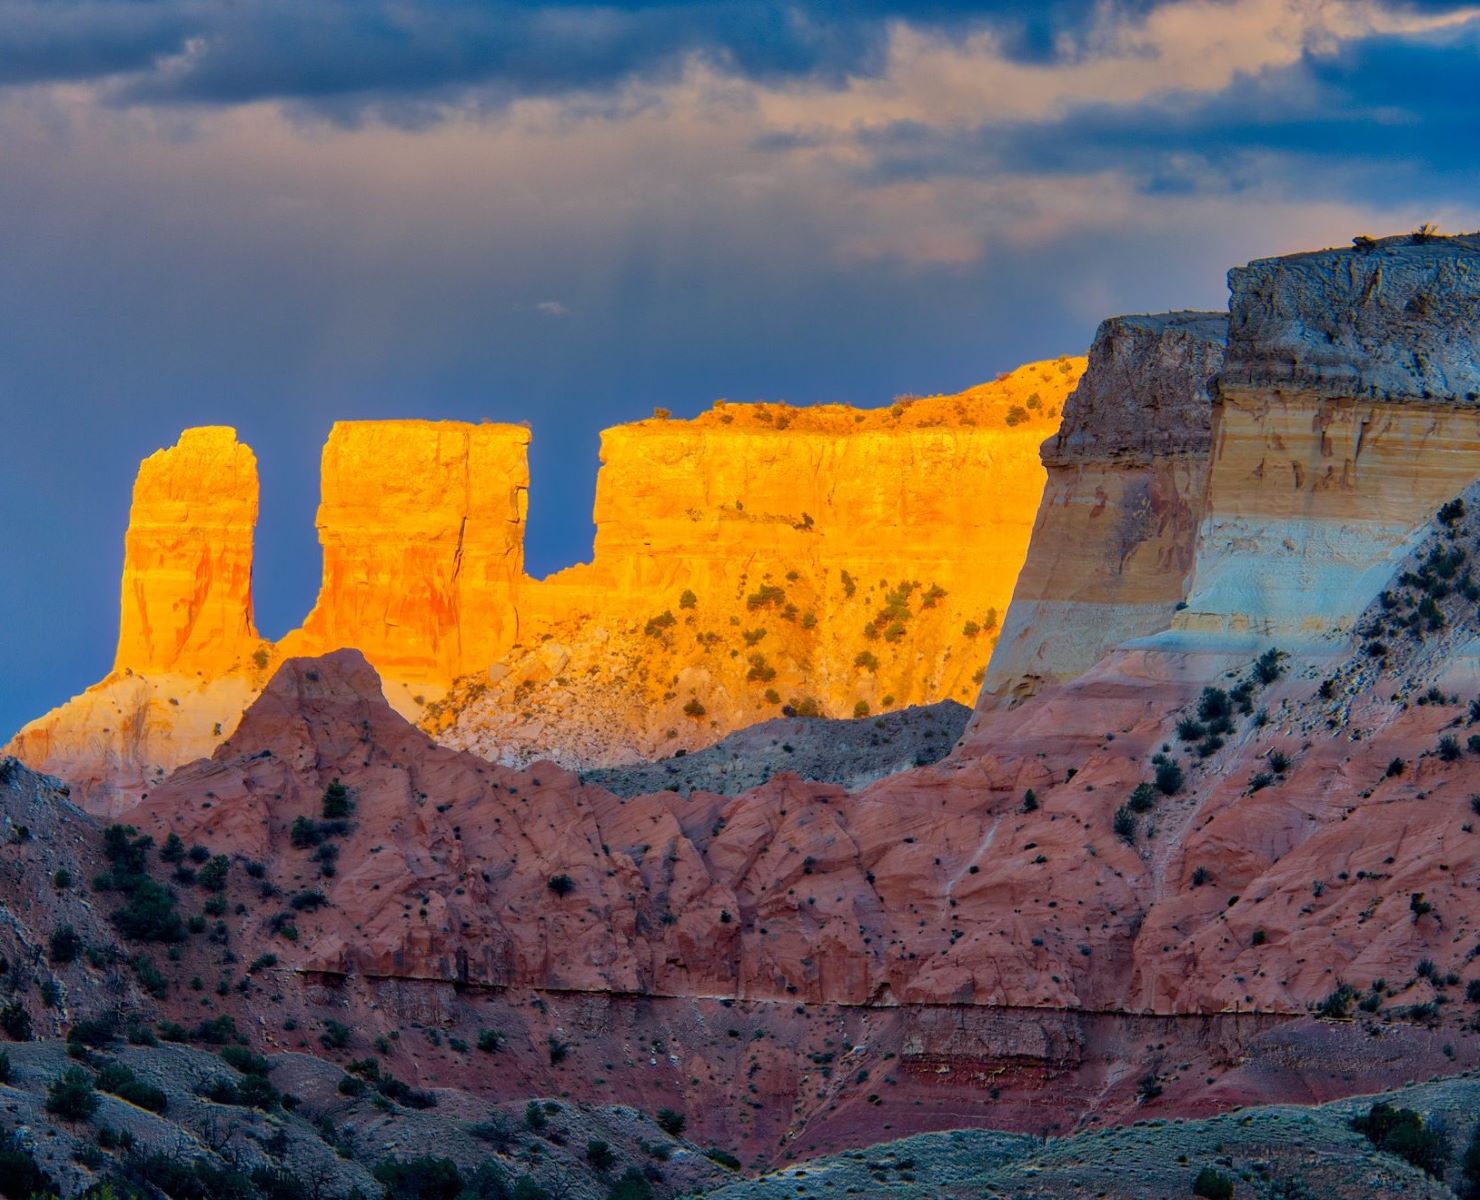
2 0 1479 738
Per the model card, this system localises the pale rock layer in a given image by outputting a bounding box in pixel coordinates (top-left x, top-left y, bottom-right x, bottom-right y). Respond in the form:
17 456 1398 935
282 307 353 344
981 312 1226 706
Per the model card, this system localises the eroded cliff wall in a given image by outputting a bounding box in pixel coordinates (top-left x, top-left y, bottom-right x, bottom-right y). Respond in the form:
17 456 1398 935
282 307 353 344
279 420 531 682
980 312 1226 707
9 360 1082 804
1171 234 1480 646
435 359 1083 765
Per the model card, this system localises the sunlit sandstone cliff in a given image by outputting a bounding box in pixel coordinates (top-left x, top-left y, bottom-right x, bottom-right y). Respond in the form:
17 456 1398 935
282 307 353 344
437 359 1082 765
116 425 261 675
8 428 267 810
8 361 1082 805
278 419 531 682
980 312 1226 707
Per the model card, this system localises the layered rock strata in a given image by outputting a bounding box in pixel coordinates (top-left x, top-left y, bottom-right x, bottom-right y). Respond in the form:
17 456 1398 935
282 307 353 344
445 359 1082 766
9 361 1082 805
1171 233 1480 646
981 312 1226 706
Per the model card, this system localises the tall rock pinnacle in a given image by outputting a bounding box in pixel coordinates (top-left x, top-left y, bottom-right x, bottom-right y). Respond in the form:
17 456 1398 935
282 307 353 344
115 426 260 676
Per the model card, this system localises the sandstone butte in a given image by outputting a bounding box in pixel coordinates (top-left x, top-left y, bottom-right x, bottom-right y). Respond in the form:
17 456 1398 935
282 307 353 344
6 359 1083 808
7 232 1480 1164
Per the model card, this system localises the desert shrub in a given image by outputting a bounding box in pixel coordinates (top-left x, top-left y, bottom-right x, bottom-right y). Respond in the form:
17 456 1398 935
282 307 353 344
374 1155 465 1200
1004 405 1029 426
321 779 353 819
289 889 326 911
1192 1166 1235 1200
49 924 82 964
524 1100 548 1131
95 1061 167 1113
1126 783 1156 813
197 854 230 892
548 1036 569 1065
1439 734 1463 762
194 1014 241 1045
1022 789 1038 813
1176 718 1205 742
290 816 322 849
46 1067 99 1120
587 1139 616 1172
853 700 870 718
219 1045 270 1075
656 1107 686 1136
1351 1102 1449 1177
643 611 676 638
1191 866 1211 887
477 1028 503 1054
320 1019 351 1050
67 1015 120 1050
1154 759 1185 796
1253 648 1285 684
746 584 786 611
704 1148 742 1170
1113 806 1136 844
608 1169 654 1200
1314 983 1356 1019
51 868 72 890
682 698 706 718
547 874 575 898
0 1143 56 1200
1197 688 1230 723
0 1003 30 1042
1462 1119 1480 1200
853 650 879 672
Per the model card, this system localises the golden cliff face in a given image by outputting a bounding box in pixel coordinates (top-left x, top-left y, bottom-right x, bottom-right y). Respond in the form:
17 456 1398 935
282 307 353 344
115 426 260 675
436 359 1083 765
10 360 1081 802
280 420 530 682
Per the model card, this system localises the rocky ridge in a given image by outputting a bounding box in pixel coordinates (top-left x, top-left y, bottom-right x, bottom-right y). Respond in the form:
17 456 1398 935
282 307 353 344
9 360 1082 806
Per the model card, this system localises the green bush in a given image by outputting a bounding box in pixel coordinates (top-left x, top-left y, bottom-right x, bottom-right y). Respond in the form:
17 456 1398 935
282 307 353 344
1192 1166 1234 1199
49 924 82 964
0 1145 56 1200
1 1002 33 1042
322 779 353 819
373 1156 464 1200
607 1168 654 1200
290 816 322 849
46 1067 99 1120
547 874 575 897
96 1061 168 1113
197 854 230 892
1352 1102 1449 1178
587 1139 616 1172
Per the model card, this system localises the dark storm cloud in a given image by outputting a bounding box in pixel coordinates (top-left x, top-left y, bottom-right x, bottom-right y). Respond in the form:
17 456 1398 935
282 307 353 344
847 21 1480 204
0 0 1179 105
